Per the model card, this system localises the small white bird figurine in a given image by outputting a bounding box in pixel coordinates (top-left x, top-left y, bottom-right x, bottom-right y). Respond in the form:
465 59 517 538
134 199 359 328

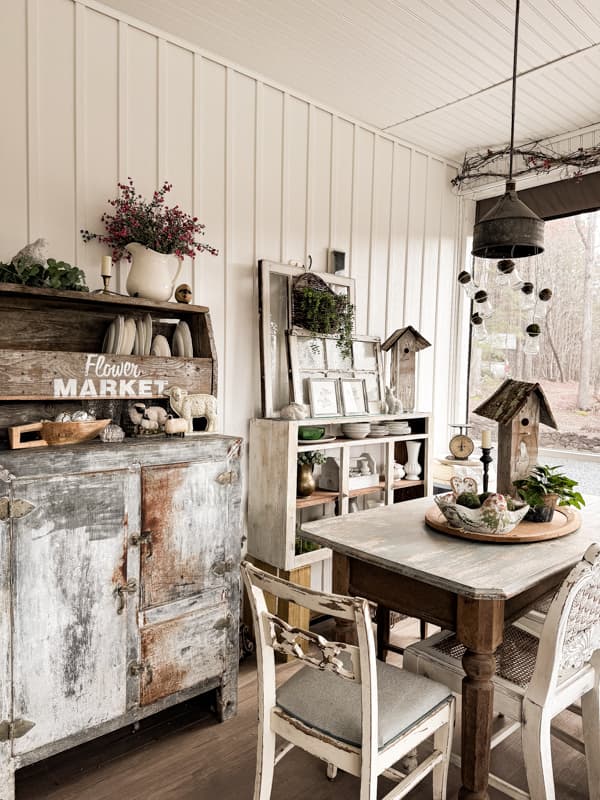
11 238 49 267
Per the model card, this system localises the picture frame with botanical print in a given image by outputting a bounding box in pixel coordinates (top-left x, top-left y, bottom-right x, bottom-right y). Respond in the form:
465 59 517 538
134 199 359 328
287 331 384 412
340 378 369 415
308 378 341 417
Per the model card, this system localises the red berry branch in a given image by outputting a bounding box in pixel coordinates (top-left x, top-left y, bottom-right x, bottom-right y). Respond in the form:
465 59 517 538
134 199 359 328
81 178 219 261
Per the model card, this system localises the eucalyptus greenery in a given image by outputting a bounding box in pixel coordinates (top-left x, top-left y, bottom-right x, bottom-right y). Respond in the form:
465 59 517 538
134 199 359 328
0 257 89 292
297 450 326 466
513 464 585 510
295 286 354 360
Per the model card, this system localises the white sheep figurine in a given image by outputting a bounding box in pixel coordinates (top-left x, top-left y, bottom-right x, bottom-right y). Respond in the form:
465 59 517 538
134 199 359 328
163 386 218 433
128 402 168 433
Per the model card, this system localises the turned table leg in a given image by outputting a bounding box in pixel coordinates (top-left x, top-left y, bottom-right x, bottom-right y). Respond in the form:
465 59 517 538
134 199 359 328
456 596 505 800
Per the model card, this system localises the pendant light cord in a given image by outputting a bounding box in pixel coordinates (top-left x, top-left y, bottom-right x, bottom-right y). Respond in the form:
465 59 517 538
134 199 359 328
509 0 520 181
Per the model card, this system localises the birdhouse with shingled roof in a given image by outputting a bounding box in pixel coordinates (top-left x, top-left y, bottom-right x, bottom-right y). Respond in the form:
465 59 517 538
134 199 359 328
474 379 557 496
381 326 431 409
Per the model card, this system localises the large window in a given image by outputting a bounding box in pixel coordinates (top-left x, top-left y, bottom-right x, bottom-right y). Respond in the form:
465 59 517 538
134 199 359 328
468 209 600 454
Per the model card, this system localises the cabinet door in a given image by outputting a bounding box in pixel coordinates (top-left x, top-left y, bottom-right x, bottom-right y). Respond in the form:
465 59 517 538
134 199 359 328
10 469 135 756
138 598 231 706
140 459 233 609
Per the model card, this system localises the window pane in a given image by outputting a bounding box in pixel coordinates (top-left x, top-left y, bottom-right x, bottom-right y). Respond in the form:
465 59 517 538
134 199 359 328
467 210 600 455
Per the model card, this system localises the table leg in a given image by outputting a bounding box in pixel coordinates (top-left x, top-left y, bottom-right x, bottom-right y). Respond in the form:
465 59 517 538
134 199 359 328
456 596 504 800
331 552 356 644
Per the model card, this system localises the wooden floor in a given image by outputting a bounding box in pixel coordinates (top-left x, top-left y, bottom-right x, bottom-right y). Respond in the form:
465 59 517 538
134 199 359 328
17 620 589 799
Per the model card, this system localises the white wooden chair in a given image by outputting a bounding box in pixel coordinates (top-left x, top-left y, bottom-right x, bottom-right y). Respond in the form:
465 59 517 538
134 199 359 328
242 560 455 800
403 542 600 800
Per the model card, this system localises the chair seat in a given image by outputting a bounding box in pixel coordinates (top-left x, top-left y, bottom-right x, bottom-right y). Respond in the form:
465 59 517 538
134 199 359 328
426 625 540 689
277 659 452 750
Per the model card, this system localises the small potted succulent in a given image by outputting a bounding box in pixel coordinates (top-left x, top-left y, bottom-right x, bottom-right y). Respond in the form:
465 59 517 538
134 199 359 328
297 450 326 497
513 464 585 523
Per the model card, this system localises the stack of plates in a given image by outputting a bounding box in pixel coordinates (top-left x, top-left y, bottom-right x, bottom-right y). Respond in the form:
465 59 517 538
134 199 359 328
172 321 194 358
369 424 389 437
133 314 153 356
388 421 411 435
103 314 152 356
342 422 371 440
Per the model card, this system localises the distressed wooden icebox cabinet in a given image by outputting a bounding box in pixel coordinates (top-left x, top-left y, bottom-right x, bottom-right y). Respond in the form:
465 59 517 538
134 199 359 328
0 437 242 798
0 285 242 799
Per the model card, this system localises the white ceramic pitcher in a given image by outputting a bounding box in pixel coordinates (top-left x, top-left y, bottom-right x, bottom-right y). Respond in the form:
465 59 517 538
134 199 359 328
125 243 183 302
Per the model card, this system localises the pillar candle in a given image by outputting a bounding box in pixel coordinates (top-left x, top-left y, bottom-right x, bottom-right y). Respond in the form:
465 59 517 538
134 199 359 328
101 256 112 277
481 429 492 449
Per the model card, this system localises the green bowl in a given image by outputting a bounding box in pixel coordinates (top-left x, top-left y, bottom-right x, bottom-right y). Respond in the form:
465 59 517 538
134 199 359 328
298 426 326 441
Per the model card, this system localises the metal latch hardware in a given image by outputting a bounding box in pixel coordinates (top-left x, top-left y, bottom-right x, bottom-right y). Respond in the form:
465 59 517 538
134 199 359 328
211 558 234 577
129 660 153 685
0 497 35 522
114 578 138 614
0 718 35 742
130 529 153 556
216 470 237 485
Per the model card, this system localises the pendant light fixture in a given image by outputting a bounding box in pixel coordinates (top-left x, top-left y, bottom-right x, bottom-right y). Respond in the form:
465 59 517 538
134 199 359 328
472 0 544 259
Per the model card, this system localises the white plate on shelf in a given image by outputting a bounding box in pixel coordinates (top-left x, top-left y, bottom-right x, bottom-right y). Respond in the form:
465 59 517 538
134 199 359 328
172 327 183 357
112 315 125 355
297 436 337 444
177 321 193 358
144 314 152 356
102 320 115 354
119 317 136 355
150 334 171 357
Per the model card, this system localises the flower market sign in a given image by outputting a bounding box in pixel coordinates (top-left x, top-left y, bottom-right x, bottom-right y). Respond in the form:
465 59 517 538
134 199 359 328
54 355 169 398
0 350 212 401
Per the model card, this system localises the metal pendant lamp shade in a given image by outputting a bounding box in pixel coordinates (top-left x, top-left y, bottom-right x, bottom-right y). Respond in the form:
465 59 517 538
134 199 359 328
472 180 544 258
471 0 544 259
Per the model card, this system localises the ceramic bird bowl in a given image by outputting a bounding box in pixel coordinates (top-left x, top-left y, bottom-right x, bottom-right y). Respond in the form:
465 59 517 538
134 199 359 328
434 492 529 535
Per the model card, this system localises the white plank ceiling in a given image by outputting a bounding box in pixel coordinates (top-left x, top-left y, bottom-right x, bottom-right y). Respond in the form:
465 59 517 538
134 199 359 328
99 0 600 163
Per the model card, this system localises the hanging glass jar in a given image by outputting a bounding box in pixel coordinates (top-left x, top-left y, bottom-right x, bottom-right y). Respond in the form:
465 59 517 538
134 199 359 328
533 288 552 321
473 289 493 318
520 282 535 310
471 312 488 342
496 258 523 289
524 323 541 355
457 270 477 298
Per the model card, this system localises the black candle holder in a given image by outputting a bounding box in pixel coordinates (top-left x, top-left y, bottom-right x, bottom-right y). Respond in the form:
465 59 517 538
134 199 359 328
480 447 493 494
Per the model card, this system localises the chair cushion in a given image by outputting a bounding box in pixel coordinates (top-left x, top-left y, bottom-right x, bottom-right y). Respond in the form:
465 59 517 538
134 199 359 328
276 659 452 750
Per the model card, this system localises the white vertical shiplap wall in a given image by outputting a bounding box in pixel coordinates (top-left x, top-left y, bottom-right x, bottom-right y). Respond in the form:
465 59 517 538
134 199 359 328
0 0 461 454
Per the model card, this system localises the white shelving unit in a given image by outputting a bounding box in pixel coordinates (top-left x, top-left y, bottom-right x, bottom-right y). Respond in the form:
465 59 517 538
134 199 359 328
247 413 431 573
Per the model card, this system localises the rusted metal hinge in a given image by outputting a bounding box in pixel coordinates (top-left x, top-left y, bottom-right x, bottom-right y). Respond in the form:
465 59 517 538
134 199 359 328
216 470 238 485
0 718 35 742
114 578 138 614
130 529 153 556
129 660 153 685
0 497 35 522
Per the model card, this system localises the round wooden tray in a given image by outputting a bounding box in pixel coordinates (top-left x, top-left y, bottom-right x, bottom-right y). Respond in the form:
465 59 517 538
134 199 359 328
425 505 581 543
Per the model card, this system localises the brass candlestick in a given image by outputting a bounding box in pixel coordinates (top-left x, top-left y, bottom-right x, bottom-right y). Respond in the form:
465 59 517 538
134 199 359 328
102 274 112 293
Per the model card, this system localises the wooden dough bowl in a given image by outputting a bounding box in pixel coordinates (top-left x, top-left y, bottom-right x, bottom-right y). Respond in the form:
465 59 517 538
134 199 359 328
9 419 111 449
425 505 581 543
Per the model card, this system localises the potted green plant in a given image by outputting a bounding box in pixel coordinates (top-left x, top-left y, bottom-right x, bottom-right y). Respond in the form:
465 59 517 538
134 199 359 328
297 450 326 497
513 464 585 523
81 178 218 301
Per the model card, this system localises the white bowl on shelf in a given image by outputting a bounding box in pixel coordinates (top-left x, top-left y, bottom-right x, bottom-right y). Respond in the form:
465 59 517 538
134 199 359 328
342 422 370 439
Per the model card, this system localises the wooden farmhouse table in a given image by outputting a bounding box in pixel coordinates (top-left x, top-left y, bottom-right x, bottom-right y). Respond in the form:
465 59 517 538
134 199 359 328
301 494 600 800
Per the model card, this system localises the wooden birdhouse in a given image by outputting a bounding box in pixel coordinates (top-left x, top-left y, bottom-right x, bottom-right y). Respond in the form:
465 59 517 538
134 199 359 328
381 326 431 410
474 379 557 496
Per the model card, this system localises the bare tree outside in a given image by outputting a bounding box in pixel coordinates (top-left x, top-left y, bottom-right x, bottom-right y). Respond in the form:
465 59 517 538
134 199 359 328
468 209 600 452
